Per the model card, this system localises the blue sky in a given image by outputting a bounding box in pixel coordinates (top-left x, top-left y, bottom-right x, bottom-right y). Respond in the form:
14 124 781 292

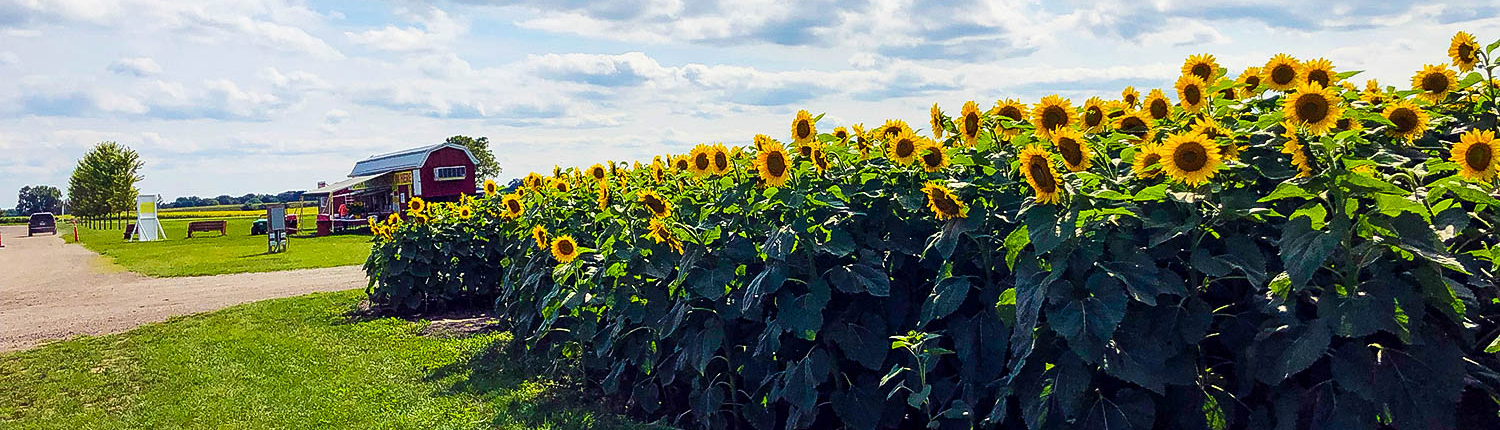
2 0 1498 207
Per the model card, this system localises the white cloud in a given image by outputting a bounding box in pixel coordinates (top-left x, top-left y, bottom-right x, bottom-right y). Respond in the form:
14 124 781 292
324 109 349 124
0 51 18 66
260 67 329 92
345 7 464 52
107 57 162 77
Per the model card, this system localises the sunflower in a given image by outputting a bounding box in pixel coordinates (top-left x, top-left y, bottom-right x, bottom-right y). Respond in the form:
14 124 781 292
549 178 570 193
710 143 731 175
550 235 580 263
1159 132 1223 187
1174 75 1209 113
1190 116 1228 140
1121 86 1140 108
991 99 1029 141
1182 53 1219 81
1046 127 1091 172
457 205 473 220
1301 58 1336 88
587 163 608 182
500 193 524 219
1282 126 1313 178
1114 110 1154 142
917 140 948 172
689 145 714 174
797 140 820 159
811 147 831 172
1333 113 1364 133
483 179 499 196
1260 54 1300 91
1412 64 1457 103
957 100 983 146
406 196 427 218
1360 85 1388 106
531 225 549 251
921 182 967 220
674 155 691 172
888 129 922 164
1452 129 1498 182
832 126 850 145
791 109 817 144
1020 145 1061 204
851 123 873 156
1449 31 1480 72
523 173 544 190
647 217 683 254
1381 100 1431 142
553 165 562 178
1132 144 1165 179
637 189 672 219
1282 82 1344 136
1238 66 1263 95
1081 97 1107 133
1144 89 1172 120
879 119 911 141
596 181 611 211
755 140 793 187
929 103 945 140
1217 80 1239 101
1104 100 1128 119
651 162 666 182
1030 95 1075 139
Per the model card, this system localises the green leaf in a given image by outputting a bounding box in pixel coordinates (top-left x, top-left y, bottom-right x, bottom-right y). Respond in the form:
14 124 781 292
1374 193 1429 220
822 228 855 257
1389 212 1467 273
1280 215 1342 289
1133 183 1169 201
763 226 797 261
1025 205 1071 254
1277 319 1331 382
1335 70 1363 79
1259 181 1316 202
1486 335 1500 353
741 264 788 313
1003 226 1028 269
1099 252 1185 306
921 276 972 324
829 321 889 371
1083 388 1155 430
826 264 891 297
1050 273 1128 361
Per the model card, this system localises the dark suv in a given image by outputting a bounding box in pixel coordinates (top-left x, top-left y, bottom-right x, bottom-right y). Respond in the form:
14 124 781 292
28 213 57 236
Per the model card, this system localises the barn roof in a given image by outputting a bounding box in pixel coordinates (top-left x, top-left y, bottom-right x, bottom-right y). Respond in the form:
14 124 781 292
348 143 480 177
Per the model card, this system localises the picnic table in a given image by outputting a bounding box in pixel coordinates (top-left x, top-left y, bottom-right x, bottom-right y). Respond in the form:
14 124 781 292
186 220 228 238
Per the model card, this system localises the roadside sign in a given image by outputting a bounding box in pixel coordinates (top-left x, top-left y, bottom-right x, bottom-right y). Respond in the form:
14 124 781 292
267 205 288 254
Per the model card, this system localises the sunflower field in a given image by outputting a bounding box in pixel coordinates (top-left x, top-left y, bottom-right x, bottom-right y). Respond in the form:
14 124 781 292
365 33 1500 430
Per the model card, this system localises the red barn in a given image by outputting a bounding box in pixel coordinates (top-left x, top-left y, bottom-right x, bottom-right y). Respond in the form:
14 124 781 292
305 143 481 234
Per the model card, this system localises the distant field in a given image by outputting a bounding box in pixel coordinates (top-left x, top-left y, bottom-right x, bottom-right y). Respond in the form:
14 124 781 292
160 202 315 213
66 217 371 277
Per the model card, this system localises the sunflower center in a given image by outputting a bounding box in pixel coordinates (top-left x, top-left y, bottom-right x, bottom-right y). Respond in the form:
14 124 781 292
1143 153 1161 169
1150 100 1169 119
1058 138 1083 166
1466 142 1493 171
557 240 574 255
1458 44 1474 62
1028 155 1056 192
1219 88 1236 99
1124 94 1137 106
1422 73 1449 93
1173 141 1208 172
507 200 521 213
923 148 943 167
593 169 605 179
1085 107 1103 126
964 113 980 136
799 145 812 157
796 121 812 139
694 153 710 170
1191 64 1212 81
1307 71 1330 88
932 192 961 214
1043 106 1067 130
1000 107 1022 121
884 126 902 139
676 160 688 170
1272 65 1295 85
1296 94 1329 123
1390 108 1418 132
1184 85 1202 105
896 139 915 157
1245 75 1261 88
767 152 787 176
835 130 848 140
1335 118 1351 129
1121 117 1148 137
714 152 728 170
644 196 666 214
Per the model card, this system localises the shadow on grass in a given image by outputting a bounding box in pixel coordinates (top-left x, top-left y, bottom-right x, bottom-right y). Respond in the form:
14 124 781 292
423 335 658 430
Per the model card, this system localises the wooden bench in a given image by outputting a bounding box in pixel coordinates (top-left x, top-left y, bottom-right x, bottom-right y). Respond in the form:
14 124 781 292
186 220 228 238
123 223 136 240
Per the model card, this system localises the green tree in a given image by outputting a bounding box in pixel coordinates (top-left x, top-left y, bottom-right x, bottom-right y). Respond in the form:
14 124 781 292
16 185 63 215
445 135 502 179
66 141 144 217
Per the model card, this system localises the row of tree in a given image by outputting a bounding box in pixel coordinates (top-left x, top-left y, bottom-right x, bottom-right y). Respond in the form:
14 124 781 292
164 191 312 209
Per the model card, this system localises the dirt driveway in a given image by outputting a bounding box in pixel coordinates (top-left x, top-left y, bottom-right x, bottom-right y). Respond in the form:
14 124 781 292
0 225 365 352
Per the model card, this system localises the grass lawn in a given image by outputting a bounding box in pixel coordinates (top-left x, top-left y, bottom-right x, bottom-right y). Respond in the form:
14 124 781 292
0 290 647 430
66 217 372 277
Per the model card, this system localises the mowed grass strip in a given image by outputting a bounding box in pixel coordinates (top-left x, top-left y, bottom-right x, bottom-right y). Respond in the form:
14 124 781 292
66 217 372 277
0 290 649 430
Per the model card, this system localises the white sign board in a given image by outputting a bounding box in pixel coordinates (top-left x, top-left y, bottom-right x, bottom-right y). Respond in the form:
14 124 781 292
134 194 166 242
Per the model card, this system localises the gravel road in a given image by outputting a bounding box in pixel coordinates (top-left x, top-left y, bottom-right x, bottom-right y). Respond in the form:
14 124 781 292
0 224 365 352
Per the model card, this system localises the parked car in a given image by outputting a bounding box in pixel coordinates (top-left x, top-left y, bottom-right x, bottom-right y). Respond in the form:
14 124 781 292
28 212 57 236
